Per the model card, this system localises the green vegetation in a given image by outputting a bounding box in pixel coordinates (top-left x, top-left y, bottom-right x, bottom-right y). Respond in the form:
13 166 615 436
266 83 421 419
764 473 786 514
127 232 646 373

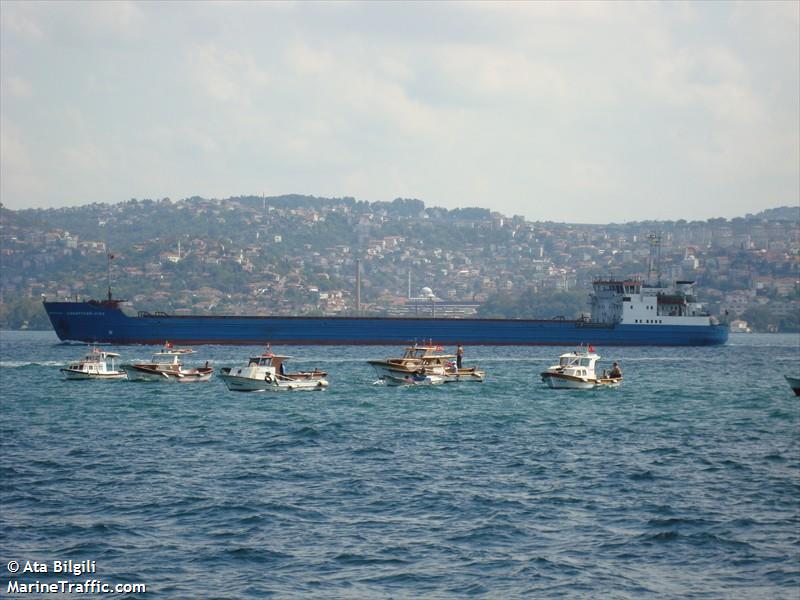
0 297 50 330
740 305 800 333
477 289 588 319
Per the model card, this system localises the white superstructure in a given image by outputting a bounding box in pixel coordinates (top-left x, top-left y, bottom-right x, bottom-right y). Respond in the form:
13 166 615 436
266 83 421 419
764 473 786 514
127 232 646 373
590 278 714 327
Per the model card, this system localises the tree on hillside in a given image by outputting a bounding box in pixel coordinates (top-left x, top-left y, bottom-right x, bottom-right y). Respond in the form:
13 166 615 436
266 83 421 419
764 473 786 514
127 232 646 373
478 288 587 319
0 297 50 330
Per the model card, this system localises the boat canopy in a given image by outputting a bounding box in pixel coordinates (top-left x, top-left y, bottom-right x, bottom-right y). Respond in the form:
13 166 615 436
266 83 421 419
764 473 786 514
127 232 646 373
84 348 120 359
248 354 290 367
557 350 600 368
402 345 455 359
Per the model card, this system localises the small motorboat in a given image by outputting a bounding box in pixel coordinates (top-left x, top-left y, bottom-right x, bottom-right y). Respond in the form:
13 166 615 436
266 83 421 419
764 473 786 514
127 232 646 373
368 343 485 384
155 341 194 356
218 348 328 392
785 375 800 396
61 347 127 380
125 343 213 382
381 372 446 386
540 347 622 389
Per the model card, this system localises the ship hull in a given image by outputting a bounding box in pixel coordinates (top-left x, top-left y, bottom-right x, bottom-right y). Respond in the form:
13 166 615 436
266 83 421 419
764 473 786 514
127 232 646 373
43 302 729 346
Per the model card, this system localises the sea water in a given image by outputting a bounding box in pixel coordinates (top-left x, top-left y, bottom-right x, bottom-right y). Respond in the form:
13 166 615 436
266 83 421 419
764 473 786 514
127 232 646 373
1 330 798 598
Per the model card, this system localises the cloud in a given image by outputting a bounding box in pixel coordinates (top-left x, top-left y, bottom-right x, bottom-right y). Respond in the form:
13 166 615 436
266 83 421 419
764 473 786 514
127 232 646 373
4 76 33 98
432 44 568 104
1 4 44 40
1 1 144 46
0 117 45 199
188 44 270 104
0 1 796 220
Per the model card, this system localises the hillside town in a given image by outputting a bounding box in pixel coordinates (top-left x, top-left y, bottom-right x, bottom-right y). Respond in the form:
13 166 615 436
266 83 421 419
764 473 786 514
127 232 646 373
1 197 798 332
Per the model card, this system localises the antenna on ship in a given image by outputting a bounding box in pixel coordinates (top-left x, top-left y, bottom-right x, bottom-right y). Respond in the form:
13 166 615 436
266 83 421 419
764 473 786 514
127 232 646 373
647 232 662 286
106 247 114 302
355 259 362 316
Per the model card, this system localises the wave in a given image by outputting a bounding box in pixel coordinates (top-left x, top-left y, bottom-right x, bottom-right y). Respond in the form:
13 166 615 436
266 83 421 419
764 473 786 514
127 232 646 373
0 360 66 368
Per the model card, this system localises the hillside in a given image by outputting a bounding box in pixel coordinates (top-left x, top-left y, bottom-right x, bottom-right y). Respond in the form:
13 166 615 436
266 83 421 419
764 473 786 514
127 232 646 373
1 196 798 332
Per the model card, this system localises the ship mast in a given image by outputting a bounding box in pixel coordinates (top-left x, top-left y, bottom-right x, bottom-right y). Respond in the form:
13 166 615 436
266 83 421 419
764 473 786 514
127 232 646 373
647 232 662 286
101 213 114 302
106 247 113 301
355 259 361 316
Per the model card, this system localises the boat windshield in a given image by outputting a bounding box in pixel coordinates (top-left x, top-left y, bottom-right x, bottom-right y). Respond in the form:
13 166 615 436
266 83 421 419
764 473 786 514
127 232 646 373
559 355 594 367
153 353 181 364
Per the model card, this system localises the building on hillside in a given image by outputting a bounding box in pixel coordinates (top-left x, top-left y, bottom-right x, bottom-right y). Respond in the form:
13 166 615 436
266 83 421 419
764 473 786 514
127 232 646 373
383 286 480 318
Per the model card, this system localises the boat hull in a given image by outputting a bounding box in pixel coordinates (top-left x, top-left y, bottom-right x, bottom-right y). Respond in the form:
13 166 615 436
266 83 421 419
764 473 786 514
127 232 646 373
444 368 485 383
218 372 328 392
43 301 729 346
785 375 800 396
60 368 127 380
383 373 445 386
541 372 621 389
368 362 426 380
125 365 213 382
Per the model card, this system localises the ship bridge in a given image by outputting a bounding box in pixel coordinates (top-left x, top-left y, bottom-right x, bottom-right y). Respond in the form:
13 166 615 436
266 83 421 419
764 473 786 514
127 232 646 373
590 277 642 324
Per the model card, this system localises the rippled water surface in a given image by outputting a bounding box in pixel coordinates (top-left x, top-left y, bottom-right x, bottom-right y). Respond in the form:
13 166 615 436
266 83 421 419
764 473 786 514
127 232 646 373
1 331 798 598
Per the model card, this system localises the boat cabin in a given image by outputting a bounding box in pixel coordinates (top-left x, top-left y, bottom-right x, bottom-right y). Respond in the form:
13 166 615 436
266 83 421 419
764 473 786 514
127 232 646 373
247 354 289 372
402 345 447 359
150 351 184 366
553 350 601 379
65 348 122 375
558 354 597 368
400 345 455 361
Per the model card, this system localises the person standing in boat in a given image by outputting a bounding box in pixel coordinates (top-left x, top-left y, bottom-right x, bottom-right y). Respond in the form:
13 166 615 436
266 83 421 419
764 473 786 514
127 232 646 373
456 345 464 369
609 362 622 379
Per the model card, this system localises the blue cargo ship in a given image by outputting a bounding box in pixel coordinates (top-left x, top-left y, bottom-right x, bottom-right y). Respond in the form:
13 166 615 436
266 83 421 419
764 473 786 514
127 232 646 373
43 278 728 346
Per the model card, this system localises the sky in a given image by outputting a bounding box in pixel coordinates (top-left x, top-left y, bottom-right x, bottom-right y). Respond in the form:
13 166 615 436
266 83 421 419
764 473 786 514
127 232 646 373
1 1 798 223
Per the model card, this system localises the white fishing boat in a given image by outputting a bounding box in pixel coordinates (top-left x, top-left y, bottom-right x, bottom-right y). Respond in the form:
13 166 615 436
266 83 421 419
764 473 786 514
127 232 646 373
540 347 622 389
125 342 213 382
61 347 127 380
785 375 800 396
368 343 485 384
218 349 328 392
